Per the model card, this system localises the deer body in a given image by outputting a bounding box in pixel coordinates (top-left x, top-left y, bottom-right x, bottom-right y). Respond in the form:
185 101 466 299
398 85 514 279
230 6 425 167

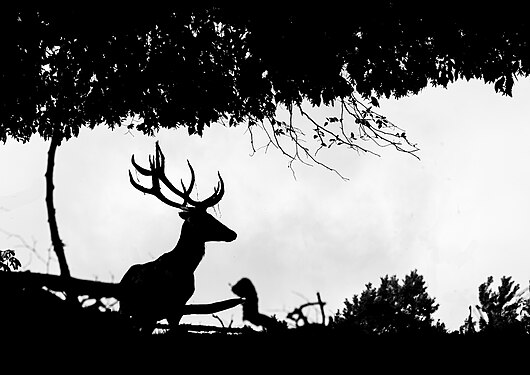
119 142 236 333
119 243 203 328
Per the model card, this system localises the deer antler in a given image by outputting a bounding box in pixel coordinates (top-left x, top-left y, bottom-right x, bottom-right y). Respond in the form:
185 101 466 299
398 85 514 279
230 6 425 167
129 141 224 210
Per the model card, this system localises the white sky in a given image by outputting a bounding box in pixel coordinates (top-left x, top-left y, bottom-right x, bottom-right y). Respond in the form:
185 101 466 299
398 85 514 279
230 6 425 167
1 78 530 331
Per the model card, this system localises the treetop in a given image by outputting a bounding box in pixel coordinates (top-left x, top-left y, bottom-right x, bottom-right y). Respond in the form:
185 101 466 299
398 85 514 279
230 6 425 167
2 5 529 144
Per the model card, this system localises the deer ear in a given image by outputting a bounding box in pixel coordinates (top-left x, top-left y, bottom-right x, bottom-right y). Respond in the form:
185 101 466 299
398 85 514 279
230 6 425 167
179 211 191 221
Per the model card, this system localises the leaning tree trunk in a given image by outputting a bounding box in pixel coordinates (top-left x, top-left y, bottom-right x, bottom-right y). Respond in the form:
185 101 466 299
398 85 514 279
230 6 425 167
45 133 70 277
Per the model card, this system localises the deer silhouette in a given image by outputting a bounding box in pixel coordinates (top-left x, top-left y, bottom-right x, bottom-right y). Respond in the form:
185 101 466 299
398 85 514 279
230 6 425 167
119 142 237 334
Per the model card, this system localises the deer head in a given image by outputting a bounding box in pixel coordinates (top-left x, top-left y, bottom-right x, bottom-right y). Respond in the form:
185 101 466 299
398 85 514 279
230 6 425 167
128 141 237 245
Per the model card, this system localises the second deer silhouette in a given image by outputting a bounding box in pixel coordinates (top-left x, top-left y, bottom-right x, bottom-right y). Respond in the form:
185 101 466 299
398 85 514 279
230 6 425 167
119 142 237 333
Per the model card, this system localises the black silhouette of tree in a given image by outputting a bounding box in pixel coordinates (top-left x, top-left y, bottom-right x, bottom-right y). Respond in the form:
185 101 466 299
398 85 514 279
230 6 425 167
522 289 530 332
333 270 445 335
475 276 529 335
4 6 530 155
458 306 477 335
3 5 530 274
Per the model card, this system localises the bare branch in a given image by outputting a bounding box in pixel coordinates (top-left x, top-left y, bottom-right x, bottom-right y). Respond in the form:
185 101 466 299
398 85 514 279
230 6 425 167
317 292 326 325
0 228 53 269
159 323 250 334
246 94 420 179
245 120 258 156
212 314 225 328
286 292 327 327
270 114 350 180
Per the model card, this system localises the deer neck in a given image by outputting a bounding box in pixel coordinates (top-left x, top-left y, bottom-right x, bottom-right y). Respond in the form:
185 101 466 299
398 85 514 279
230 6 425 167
165 233 205 271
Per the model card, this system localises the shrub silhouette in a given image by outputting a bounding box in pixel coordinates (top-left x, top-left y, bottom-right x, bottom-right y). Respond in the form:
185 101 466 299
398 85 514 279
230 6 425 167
332 270 445 335
0 249 21 272
474 276 530 335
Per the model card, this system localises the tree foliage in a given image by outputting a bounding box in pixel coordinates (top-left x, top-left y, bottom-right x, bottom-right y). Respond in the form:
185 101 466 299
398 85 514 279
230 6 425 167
2 4 530 166
332 270 445 335
474 276 530 334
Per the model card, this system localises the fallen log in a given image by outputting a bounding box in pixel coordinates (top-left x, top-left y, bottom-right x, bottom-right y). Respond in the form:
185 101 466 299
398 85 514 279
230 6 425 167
0 270 121 298
0 271 244 315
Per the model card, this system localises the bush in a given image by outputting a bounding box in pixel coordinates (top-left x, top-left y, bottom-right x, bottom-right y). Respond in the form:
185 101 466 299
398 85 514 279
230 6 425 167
332 270 446 335
0 249 21 272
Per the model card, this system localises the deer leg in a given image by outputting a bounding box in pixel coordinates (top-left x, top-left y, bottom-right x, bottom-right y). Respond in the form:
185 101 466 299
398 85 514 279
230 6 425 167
167 314 183 327
166 305 185 331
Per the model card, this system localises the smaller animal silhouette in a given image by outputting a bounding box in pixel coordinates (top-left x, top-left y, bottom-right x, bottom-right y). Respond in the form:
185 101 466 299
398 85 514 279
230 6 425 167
120 142 237 334
231 277 286 331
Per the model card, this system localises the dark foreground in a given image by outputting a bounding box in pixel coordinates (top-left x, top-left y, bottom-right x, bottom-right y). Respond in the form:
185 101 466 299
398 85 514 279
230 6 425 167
4 319 528 373
1 283 527 372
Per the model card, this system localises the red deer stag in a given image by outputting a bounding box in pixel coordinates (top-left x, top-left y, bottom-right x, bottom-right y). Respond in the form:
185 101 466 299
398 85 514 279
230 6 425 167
119 142 237 333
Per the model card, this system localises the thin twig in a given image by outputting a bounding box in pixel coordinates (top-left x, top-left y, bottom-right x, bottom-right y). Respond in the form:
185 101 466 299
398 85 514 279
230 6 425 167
0 228 53 269
212 314 225 328
245 93 420 180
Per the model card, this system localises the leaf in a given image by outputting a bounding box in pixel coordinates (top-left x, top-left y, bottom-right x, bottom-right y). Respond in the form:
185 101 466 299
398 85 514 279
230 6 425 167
9 257 21 270
370 96 379 107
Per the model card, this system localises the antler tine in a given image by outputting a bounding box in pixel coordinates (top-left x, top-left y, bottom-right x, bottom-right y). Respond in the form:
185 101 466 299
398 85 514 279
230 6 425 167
129 142 190 211
131 154 152 176
151 143 204 207
129 170 151 195
179 160 196 198
130 142 226 211
129 169 190 210
157 159 202 207
197 171 225 209
154 141 165 172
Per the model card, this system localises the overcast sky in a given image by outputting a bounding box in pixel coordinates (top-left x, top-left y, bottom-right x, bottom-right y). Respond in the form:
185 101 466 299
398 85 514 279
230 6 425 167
2 78 530 331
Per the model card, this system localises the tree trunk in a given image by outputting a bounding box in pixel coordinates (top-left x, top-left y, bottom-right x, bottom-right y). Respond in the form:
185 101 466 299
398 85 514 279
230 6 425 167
45 133 70 277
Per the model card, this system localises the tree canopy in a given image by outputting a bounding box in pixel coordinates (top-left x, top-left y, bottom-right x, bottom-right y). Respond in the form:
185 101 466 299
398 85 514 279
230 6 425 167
476 276 530 334
2 4 530 161
332 270 445 335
